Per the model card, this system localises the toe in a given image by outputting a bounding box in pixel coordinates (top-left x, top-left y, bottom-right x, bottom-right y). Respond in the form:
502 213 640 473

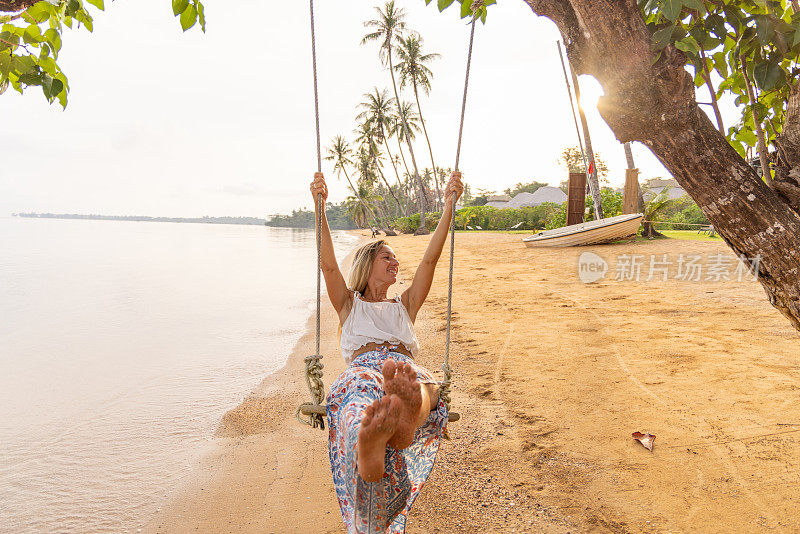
382 358 397 381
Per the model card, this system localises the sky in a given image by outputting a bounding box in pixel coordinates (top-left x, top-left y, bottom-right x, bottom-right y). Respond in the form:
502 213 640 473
0 0 740 217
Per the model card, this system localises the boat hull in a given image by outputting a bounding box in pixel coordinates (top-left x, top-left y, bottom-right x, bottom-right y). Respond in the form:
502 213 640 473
523 213 644 248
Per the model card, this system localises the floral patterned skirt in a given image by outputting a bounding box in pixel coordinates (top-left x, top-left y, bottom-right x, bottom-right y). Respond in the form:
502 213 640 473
327 346 448 534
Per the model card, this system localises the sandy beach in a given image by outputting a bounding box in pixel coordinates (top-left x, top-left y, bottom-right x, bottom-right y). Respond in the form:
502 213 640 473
144 231 800 533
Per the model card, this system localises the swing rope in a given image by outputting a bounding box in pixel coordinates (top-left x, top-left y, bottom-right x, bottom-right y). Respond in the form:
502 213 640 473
298 0 481 428
296 0 326 429
439 0 480 414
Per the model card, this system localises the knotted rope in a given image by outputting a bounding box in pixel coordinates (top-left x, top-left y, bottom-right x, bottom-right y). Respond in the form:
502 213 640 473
296 0 326 429
440 0 481 412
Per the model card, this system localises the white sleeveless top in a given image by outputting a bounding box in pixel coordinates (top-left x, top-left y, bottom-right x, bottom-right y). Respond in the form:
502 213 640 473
340 292 420 364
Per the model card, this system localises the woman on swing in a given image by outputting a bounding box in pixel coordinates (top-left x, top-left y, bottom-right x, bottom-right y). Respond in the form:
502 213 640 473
310 170 463 533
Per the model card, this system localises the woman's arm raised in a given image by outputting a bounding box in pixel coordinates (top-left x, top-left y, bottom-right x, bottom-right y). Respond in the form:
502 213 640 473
310 172 351 315
402 172 464 322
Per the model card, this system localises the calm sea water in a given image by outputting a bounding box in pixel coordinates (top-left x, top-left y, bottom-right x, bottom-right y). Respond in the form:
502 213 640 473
0 216 357 533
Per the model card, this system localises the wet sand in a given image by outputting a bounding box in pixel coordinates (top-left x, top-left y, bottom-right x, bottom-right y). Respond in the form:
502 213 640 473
144 232 800 533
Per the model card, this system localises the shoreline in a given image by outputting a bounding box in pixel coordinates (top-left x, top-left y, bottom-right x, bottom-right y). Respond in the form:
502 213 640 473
142 230 371 533
145 232 800 533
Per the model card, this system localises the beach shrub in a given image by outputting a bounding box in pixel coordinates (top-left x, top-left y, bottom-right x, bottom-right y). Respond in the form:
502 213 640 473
585 187 624 221
449 203 565 231
394 212 440 233
543 203 567 230
654 198 709 230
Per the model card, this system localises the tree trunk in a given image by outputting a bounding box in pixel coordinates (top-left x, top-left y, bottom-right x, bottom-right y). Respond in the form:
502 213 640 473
380 126 405 205
0 0 37 12
395 130 412 180
623 141 645 212
773 83 800 213
387 44 428 233
568 62 604 219
373 152 404 217
413 76 442 211
522 0 800 330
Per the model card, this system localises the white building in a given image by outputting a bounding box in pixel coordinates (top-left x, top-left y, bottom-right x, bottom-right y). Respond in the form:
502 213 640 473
642 178 687 201
486 187 567 209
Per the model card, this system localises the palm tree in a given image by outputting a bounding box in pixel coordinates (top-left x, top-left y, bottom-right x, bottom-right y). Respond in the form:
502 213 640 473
354 121 404 216
642 188 674 238
356 88 404 195
325 135 381 227
395 100 428 206
345 183 384 228
362 1 427 232
391 102 419 183
395 32 442 209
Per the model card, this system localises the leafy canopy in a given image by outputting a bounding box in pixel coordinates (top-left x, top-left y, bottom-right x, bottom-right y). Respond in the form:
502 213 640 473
425 0 496 23
0 0 205 107
639 0 800 158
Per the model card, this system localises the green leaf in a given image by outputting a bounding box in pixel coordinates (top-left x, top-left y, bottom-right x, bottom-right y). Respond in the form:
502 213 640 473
85 0 105 9
18 71 42 86
42 73 53 99
756 15 775 45
681 0 705 14
44 28 61 55
652 24 676 49
0 51 10 78
180 4 197 31
24 3 50 23
675 35 701 56
0 31 20 51
12 54 35 74
437 0 455 11
730 139 746 158
753 58 783 90
66 0 81 17
661 0 683 22
737 128 757 147
460 0 472 18
23 24 42 45
172 0 189 16
50 77 63 97
197 1 205 32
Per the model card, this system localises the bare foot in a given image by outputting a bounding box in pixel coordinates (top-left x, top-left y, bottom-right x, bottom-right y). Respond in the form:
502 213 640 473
357 395 400 482
382 359 423 450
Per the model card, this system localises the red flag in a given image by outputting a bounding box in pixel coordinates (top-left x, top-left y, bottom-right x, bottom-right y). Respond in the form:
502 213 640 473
588 159 595 175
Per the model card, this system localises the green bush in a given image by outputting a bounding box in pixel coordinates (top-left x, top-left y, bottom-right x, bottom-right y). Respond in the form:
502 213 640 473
585 188 624 221
394 211 440 233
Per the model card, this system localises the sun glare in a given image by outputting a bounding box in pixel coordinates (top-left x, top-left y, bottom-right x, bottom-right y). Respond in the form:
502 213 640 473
577 75 605 111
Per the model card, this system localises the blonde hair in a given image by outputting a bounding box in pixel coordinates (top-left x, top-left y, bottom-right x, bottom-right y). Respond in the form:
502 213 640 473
347 239 387 295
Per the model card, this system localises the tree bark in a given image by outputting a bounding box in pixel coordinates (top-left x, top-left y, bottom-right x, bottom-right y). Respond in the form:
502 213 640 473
773 83 800 213
0 0 37 12
522 0 800 330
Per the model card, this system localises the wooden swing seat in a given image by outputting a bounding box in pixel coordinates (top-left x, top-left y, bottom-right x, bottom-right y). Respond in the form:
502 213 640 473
300 403 460 422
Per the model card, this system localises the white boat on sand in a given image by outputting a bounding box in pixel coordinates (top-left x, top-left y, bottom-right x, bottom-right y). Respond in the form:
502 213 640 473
523 213 644 248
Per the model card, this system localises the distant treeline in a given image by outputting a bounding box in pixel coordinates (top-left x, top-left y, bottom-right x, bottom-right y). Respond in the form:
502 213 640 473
15 213 266 225
265 203 357 230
